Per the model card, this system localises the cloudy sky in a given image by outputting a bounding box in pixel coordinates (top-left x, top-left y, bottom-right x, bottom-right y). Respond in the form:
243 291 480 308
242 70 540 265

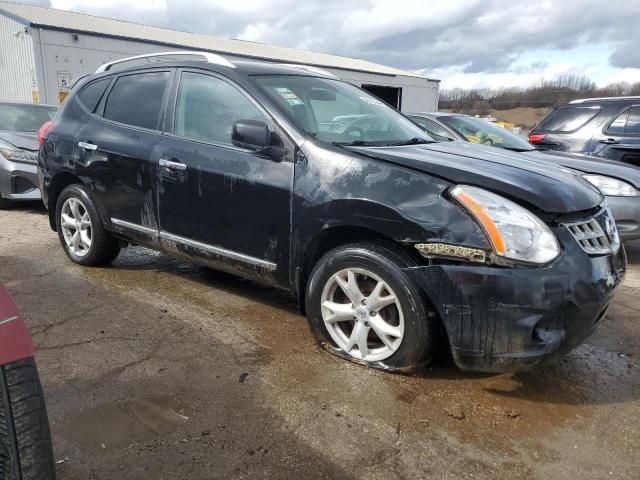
22 0 640 89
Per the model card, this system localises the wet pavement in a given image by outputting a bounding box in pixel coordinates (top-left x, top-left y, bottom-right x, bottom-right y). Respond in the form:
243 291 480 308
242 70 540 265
1 203 639 479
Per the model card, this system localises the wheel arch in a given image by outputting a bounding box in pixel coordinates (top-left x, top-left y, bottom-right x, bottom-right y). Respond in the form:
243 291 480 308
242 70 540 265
47 172 83 230
295 224 424 314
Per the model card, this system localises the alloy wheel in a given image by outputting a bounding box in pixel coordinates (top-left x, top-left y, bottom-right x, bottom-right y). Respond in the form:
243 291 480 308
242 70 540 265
320 268 405 362
60 197 92 257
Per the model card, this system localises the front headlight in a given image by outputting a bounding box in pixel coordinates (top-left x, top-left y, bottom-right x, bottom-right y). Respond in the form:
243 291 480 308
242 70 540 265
0 148 38 165
583 174 637 197
451 185 560 264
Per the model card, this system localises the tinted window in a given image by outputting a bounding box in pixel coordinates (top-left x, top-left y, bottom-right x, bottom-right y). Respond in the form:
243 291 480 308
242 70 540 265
607 109 629 134
410 116 455 141
0 104 57 131
103 71 170 130
77 78 111 112
175 72 266 145
537 106 600 133
626 107 640 134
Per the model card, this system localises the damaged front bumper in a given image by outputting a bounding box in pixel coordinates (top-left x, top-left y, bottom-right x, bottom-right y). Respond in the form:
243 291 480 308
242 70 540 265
405 230 627 373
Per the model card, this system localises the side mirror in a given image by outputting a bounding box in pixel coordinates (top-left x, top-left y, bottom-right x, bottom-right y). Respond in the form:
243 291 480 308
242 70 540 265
232 119 270 151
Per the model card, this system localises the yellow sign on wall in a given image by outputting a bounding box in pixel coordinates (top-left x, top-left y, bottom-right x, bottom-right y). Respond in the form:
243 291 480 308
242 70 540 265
31 90 39 103
58 90 69 104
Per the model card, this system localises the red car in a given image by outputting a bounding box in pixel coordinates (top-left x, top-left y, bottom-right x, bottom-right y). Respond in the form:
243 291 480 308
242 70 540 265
0 283 55 479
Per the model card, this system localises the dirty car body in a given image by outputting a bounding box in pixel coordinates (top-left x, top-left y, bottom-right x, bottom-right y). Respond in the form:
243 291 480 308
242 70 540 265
409 112 640 241
39 53 626 373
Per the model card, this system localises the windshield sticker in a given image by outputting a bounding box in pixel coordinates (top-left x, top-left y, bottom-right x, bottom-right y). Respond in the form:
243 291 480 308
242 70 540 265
275 87 305 105
360 96 384 106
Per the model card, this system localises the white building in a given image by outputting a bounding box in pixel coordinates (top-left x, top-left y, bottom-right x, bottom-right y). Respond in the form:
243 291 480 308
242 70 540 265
0 1 439 111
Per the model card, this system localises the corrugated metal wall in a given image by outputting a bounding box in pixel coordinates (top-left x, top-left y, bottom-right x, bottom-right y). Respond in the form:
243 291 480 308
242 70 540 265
0 14 36 102
32 28 438 110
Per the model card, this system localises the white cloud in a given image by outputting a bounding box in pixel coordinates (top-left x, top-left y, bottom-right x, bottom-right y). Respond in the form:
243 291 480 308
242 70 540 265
21 0 640 88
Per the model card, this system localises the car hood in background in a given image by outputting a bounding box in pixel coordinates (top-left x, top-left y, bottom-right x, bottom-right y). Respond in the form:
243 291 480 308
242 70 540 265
0 131 39 152
523 149 640 189
351 141 603 214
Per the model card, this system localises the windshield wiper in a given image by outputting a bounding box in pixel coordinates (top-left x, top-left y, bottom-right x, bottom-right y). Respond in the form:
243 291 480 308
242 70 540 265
331 140 378 147
385 137 436 146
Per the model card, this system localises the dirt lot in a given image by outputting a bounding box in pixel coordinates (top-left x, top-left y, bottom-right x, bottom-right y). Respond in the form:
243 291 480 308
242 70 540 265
1 203 639 479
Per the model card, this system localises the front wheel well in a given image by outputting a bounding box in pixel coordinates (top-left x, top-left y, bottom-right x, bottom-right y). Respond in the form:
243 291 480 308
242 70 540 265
47 173 82 230
296 226 424 314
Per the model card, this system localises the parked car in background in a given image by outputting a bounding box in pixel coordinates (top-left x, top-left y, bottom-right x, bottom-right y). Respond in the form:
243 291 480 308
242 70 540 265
528 97 640 166
39 51 625 374
0 283 55 479
409 112 640 240
0 101 58 209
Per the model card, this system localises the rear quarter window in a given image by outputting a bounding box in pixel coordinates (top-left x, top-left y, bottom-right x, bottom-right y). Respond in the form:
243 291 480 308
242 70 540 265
77 78 111 112
537 106 600 133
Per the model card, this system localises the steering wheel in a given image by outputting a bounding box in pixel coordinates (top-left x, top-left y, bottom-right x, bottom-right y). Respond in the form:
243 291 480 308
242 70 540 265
341 117 374 139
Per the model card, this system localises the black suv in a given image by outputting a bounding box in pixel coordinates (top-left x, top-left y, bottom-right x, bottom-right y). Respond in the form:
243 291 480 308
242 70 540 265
529 97 640 166
38 52 626 373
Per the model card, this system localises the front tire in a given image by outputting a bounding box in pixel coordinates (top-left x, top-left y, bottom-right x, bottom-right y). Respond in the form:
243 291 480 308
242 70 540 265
305 242 437 372
55 185 120 266
0 194 12 210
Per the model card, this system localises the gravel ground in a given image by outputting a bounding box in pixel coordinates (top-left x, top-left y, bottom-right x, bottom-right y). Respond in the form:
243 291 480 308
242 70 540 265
1 203 638 479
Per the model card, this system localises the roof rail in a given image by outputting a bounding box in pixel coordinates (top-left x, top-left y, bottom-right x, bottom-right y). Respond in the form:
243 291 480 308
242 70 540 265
278 63 338 79
569 96 640 104
95 51 236 73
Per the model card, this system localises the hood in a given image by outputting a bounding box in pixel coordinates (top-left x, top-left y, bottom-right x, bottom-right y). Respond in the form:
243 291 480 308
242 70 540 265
351 141 603 214
523 149 640 189
0 131 39 152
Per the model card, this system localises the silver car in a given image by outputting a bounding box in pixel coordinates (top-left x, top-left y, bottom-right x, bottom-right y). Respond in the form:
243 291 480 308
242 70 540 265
0 102 57 209
409 112 640 240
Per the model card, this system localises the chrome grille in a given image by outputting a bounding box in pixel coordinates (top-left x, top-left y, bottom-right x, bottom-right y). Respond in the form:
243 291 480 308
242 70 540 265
564 209 620 255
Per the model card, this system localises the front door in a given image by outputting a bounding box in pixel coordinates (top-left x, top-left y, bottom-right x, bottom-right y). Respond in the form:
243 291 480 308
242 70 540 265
593 105 640 166
155 70 294 284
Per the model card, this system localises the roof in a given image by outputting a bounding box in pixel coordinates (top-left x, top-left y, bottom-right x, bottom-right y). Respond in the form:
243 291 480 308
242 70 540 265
569 96 640 104
0 1 438 81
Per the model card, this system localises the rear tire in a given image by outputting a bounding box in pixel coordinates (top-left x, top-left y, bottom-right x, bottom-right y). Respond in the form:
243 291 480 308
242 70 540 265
305 242 437 372
0 358 55 480
55 185 120 266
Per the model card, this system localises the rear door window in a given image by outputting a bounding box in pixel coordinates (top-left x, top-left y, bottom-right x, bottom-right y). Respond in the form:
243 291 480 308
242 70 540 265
626 107 640 135
537 106 600 133
606 106 640 135
77 78 111 113
607 109 629 134
103 71 170 130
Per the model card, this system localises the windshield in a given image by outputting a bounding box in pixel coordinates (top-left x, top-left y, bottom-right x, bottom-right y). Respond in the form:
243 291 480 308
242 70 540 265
438 115 533 151
0 104 57 132
253 75 433 145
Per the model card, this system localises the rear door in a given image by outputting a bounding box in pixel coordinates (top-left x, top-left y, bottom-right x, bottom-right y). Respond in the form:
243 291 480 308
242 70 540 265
75 69 172 238
592 105 640 166
155 69 294 284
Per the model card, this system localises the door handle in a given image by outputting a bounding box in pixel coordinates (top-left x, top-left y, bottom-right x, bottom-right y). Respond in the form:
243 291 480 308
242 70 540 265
159 158 187 171
599 138 619 145
78 141 98 151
